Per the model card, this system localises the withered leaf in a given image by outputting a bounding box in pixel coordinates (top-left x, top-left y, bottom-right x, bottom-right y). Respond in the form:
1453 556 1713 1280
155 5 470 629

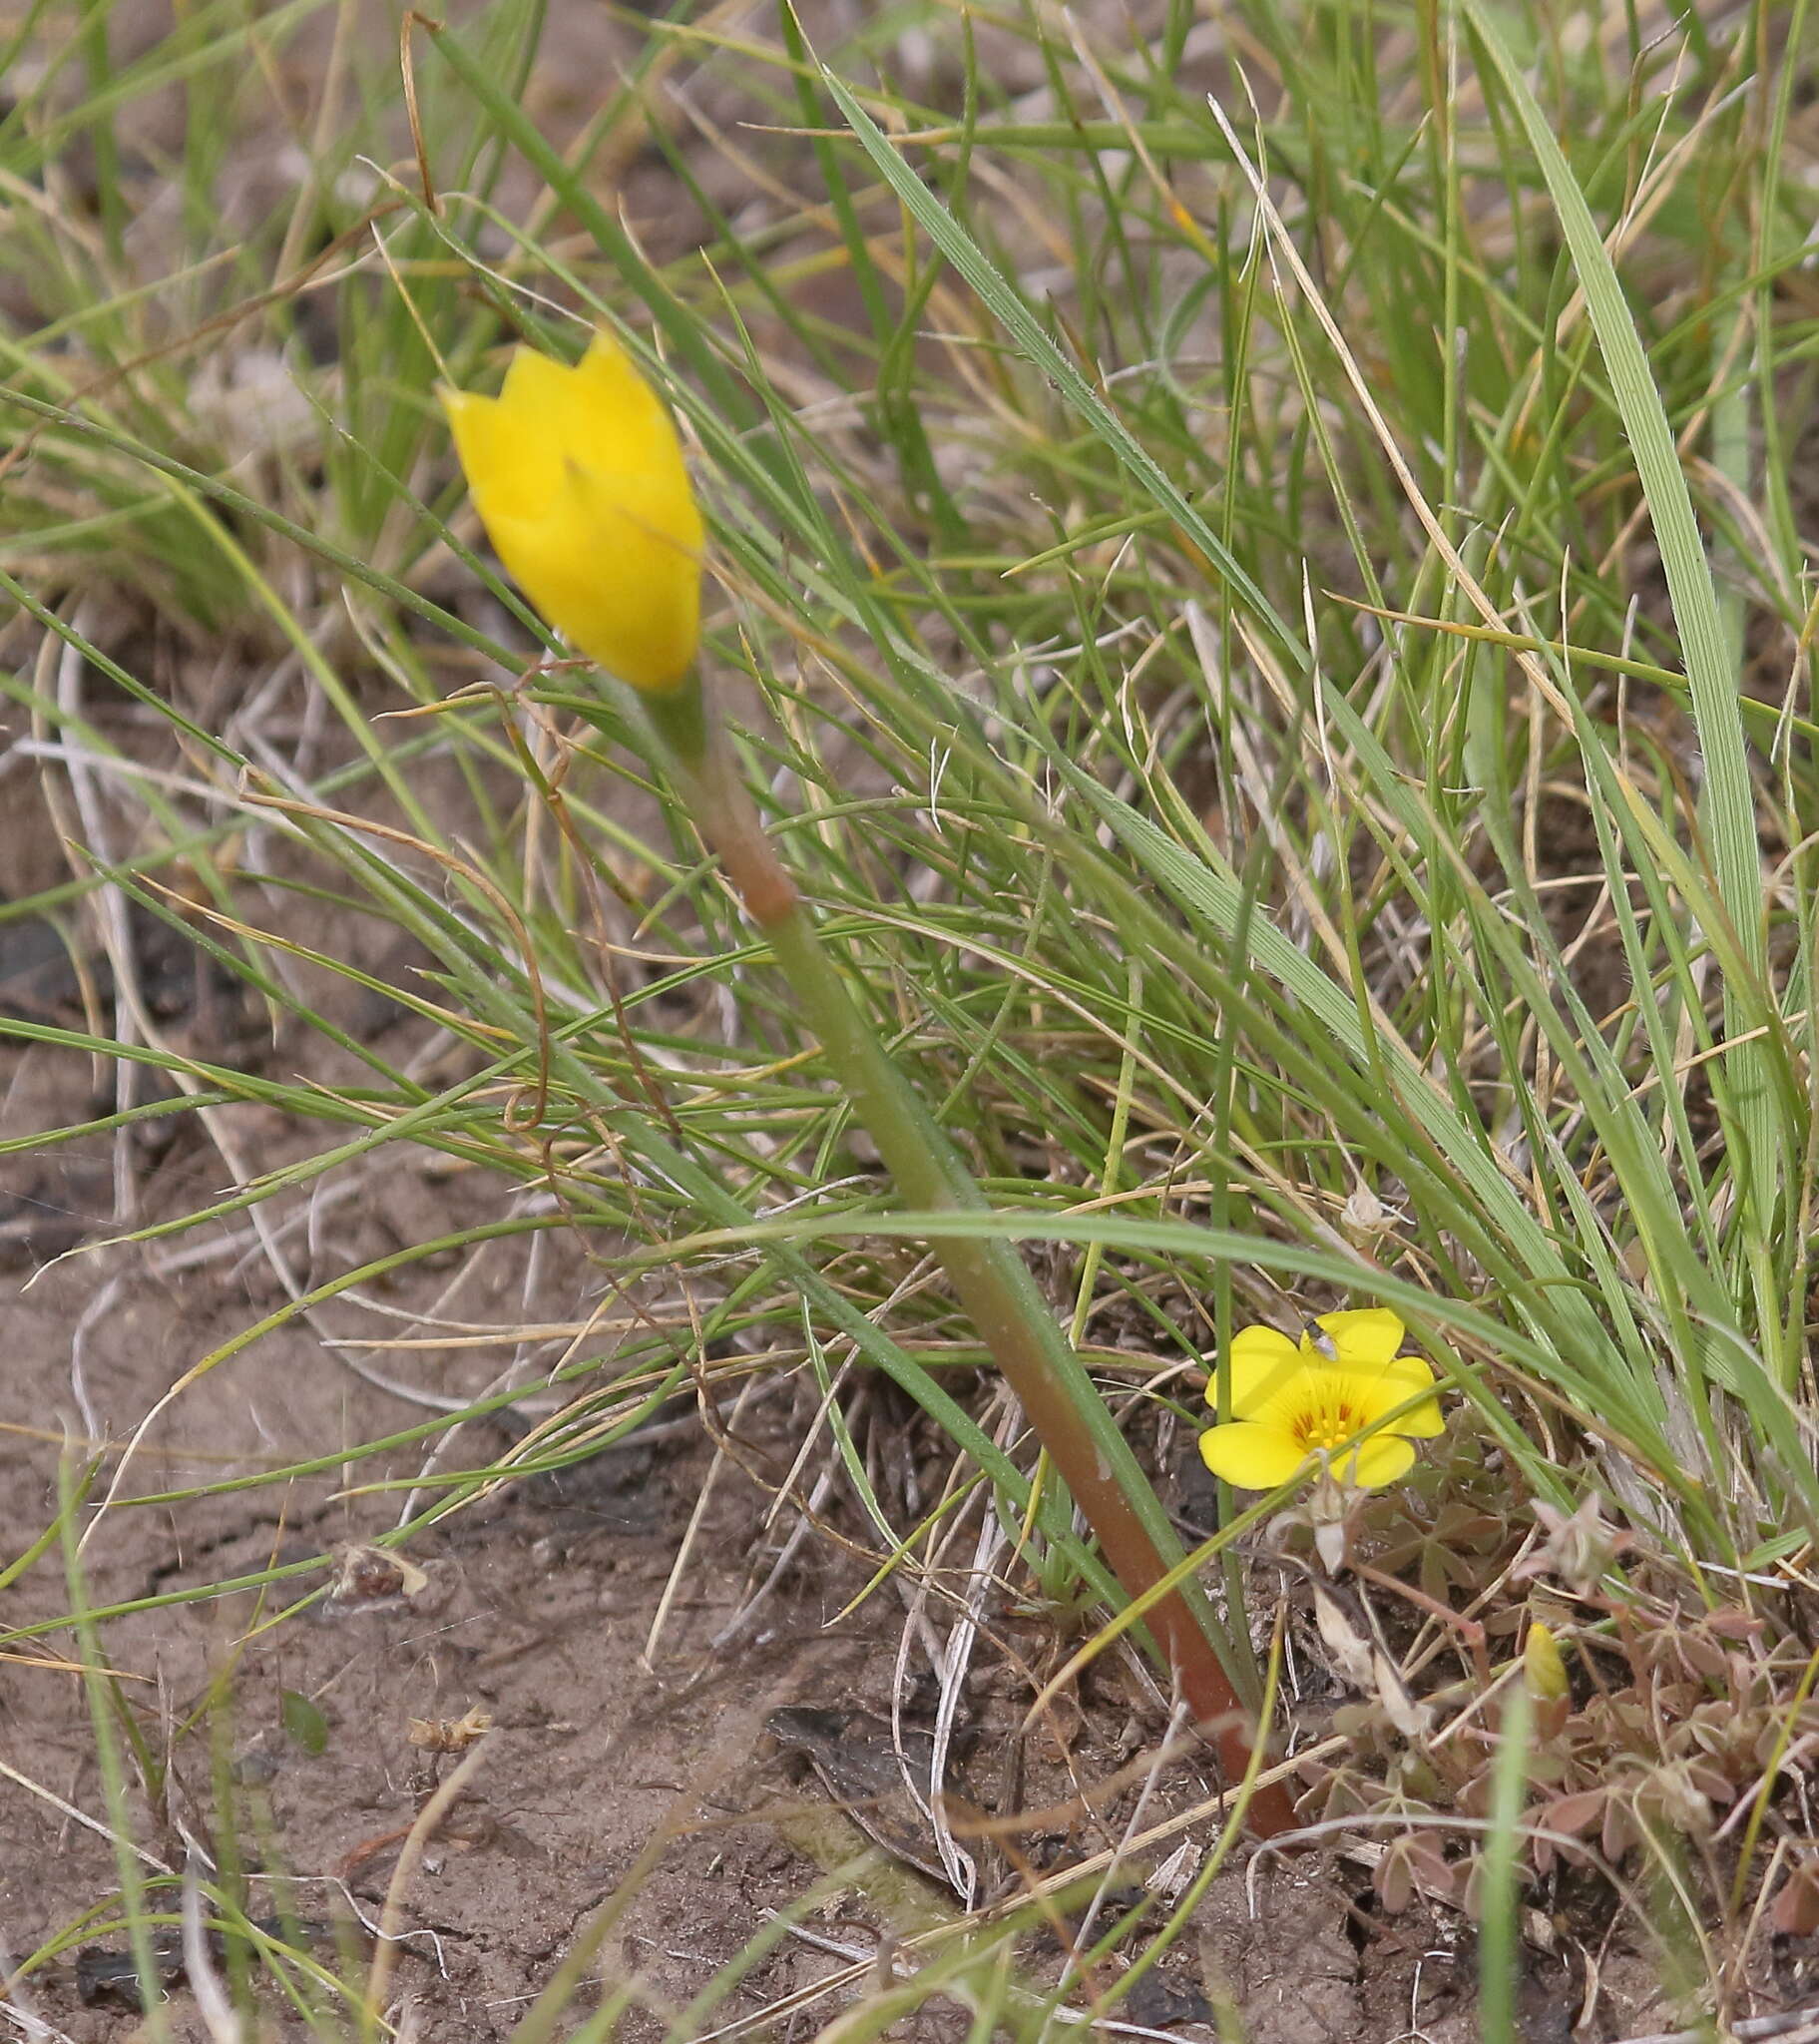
1774 1862 1819 1938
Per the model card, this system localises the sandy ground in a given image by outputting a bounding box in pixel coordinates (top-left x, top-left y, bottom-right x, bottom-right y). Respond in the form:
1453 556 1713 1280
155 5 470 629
0 1037 1630 2041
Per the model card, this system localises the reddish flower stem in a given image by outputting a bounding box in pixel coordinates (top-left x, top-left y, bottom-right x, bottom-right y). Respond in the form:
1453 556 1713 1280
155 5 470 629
657 717 1299 1840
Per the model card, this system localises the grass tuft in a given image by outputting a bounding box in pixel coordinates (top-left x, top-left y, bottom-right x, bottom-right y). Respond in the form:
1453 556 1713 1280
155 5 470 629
3 0 1817 2034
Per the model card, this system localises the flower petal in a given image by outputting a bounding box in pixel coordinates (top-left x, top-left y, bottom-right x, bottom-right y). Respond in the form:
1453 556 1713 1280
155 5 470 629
1210 1324 1303 1417
1199 1421 1313 1490
556 339 685 506
441 385 561 526
498 340 584 416
1316 1307 1405 1366
443 334 704 694
1335 1433 1416 1488
1343 1356 1445 1437
1377 1356 1447 1436
575 328 652 404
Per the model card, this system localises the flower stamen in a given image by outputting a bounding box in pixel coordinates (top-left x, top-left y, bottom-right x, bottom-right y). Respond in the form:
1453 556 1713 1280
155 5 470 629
1294 1396 1364 1452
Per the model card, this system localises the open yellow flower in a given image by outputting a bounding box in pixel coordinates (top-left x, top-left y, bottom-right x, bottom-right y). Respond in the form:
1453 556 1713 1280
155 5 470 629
439 330 703 694
1199 1308 1445 1491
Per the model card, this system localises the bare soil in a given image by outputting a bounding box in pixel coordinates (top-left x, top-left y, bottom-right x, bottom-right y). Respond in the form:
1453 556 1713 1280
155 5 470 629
0 958 1671 2043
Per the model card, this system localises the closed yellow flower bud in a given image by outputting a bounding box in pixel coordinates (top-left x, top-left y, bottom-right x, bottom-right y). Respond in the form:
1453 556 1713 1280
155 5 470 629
1523 1620 1571 1702
440 330 703 694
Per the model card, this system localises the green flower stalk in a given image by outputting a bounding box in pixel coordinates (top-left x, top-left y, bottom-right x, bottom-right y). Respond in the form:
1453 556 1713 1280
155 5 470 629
440 329 1297 1839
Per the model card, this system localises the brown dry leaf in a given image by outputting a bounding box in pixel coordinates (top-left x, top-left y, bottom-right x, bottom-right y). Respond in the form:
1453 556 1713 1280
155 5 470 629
1374 1834 1457 1914
1675 1634 1730 1682
1533 1788 1605 1875
1375 1842 1415 1915
1706 1609 1764 1643
1375 1650 1433 1741
1405 1836 1458 1905
1311 1578 1378 1692
1600 1793 1639 1864
1309 1580 1432 1738
325 1544 430 1610
408 1708 493 1754
1773 1861 1819 1937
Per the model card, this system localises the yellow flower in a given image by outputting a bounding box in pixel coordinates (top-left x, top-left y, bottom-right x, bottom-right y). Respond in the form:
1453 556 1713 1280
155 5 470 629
1199 1308 1445 1491
1523 1620 1571 1702
439 330 703 694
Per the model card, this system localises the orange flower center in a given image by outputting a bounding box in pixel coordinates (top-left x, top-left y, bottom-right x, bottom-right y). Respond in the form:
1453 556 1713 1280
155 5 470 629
1291 1394 1363 1452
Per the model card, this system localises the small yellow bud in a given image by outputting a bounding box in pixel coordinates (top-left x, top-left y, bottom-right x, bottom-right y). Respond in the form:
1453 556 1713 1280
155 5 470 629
440 330 703 694
1523 1620 1571 1702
